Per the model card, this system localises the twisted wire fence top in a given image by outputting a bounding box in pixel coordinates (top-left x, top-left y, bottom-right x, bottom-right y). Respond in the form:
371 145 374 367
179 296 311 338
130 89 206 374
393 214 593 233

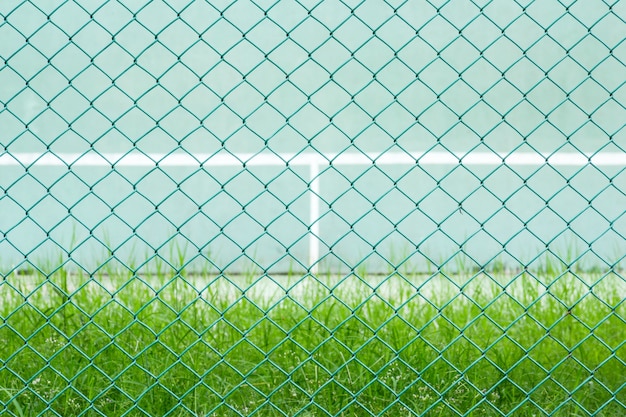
0 1 625 416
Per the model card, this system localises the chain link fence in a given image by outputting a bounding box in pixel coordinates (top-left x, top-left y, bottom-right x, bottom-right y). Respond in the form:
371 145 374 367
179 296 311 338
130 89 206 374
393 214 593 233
1 0 625 416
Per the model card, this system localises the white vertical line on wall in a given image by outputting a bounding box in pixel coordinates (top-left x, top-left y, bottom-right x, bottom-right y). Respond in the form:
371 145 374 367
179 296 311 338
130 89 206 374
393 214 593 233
308 157 321 275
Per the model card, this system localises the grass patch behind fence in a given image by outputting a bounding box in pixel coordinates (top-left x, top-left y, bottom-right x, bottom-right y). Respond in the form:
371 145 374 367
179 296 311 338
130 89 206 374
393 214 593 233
0 262 624 417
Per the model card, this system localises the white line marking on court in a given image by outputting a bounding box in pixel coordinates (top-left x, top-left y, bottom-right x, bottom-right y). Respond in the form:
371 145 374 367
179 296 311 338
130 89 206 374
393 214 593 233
0 151 623 167
309 161 321 275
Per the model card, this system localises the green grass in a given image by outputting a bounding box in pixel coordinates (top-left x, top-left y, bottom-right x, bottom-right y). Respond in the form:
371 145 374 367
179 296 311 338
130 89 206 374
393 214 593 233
0 261 624 417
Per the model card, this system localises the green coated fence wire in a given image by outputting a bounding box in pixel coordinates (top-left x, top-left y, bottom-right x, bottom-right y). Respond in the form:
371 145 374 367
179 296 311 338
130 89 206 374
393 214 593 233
1 1 625 416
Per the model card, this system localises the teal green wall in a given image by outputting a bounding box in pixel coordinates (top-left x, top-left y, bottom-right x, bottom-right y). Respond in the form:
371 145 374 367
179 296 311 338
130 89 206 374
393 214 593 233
1 1 624 273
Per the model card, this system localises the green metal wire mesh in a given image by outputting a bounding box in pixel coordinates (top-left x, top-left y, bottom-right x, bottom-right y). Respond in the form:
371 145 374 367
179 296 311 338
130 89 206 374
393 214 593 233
1 0 625 416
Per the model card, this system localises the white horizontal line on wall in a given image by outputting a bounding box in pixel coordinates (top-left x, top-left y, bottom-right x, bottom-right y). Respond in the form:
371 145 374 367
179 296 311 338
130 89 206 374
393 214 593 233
0 151 624 167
